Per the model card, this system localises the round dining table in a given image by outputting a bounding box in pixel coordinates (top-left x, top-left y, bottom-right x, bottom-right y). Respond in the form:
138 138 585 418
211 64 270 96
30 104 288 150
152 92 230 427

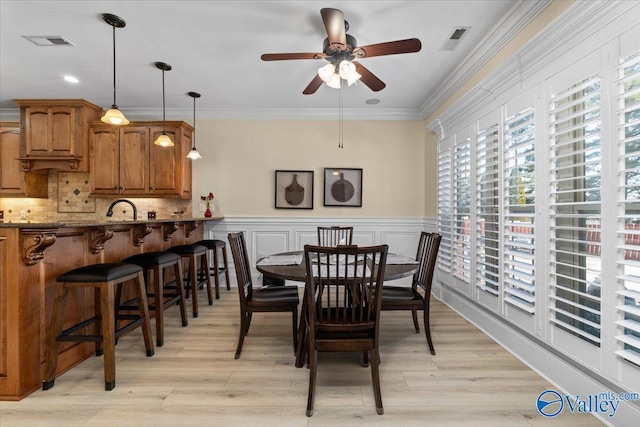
255 250 418 368
255 250 418 283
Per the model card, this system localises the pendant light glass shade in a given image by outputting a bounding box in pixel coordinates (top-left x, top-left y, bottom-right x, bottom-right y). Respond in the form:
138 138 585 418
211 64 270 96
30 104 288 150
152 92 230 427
101 14 129 126
154 134 174 147
186 91 202 160
101 107 129 125
153 62 174 147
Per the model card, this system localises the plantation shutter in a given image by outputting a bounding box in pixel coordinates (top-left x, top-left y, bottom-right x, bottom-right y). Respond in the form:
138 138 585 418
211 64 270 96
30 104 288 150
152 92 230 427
548 74 603 345
615 51 640 365
476 120 501 296
453 133 472 287
438 137 453 274
503 106 536 313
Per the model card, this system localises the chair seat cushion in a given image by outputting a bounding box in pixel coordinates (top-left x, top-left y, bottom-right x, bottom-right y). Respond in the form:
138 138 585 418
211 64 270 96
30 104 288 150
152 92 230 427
168 244 207 255
252 286 299 304
57 263 142 282
124 251 181 267
195 239 226 250
381 286 423 302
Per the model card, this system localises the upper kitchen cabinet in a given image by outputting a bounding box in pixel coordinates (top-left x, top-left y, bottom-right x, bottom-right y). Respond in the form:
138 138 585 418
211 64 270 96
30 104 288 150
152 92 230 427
0 122 48 198
15 99 103 172
89 121 193 199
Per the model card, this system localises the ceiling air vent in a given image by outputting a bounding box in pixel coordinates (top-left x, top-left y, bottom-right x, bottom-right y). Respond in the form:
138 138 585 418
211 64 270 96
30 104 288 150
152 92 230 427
440 26 470 51
22 35 75 46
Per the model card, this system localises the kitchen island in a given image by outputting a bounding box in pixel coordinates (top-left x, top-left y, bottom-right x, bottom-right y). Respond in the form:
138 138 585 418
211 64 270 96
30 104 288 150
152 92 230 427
0 218 219 400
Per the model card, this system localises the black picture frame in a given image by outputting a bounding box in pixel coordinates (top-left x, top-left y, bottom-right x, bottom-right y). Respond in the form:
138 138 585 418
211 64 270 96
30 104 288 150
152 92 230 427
323 168 363 207
275 170 314 209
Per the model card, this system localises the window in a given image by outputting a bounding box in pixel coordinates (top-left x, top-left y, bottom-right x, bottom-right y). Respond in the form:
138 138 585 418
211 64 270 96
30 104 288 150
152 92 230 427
615 51 640 366
437 138 453 274
503 107 536 314
476 122 501 296
453 134 472 286
548 74 602 345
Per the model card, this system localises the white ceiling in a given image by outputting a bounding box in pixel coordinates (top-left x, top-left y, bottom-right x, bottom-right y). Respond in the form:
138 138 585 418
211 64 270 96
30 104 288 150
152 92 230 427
0 1 549 121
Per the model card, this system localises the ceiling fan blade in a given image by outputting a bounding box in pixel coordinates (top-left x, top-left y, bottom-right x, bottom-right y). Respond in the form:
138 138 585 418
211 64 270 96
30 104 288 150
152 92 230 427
321 8 347 51
303 75 323 95
353 38 422 58
352 61 386 92
261 52 326 61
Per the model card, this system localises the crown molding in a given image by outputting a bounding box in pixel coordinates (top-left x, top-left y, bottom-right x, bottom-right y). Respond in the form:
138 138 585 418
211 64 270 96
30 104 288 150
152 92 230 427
427 0 639 136
419 0 553 121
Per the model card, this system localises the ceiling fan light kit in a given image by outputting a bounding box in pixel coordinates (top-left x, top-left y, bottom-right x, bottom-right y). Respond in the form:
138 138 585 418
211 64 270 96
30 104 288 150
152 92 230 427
261 8 421 95
101 13 129 125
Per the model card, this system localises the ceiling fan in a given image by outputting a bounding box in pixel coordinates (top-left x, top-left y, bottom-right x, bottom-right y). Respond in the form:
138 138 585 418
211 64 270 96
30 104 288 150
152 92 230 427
261 8 421 95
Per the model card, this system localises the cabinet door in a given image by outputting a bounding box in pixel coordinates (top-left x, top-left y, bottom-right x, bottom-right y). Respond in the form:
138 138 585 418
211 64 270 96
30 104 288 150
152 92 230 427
0 125 47 197
89 126 120 194
23 106 75 156
149 127 179 195
0 127 25 194
120 127 150 195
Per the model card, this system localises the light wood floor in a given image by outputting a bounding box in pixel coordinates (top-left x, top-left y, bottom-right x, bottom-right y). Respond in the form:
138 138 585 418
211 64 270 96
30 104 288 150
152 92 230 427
0 282 603 426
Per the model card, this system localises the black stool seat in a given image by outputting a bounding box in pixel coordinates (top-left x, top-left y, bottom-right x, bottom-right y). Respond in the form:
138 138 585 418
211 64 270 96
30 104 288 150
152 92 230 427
43 262 154 391
195 239 225 250
123 251 188 346
167 244 212 317
57 262 142 282
124 251 181 267
168 244 207 255
196 239 231 294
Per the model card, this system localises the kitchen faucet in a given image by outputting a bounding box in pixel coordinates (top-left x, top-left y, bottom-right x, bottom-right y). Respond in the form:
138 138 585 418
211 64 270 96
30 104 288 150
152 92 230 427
106 199 137 221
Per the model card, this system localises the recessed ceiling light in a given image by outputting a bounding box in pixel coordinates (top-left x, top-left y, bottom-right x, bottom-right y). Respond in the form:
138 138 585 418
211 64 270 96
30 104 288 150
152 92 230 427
365 98 380 105
63 75 79 83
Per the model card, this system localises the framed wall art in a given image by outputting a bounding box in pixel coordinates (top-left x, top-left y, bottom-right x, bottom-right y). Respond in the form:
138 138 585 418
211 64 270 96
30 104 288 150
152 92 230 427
323 168 362 207
275 170 314 209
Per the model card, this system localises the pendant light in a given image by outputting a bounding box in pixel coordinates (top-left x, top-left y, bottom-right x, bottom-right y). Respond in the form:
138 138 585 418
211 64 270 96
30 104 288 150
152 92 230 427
186 92 202 160
153 61 174 147
100 13 129 125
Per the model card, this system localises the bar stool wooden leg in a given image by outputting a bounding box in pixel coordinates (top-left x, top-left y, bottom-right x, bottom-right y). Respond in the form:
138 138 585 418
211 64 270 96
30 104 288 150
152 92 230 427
212 247 221 298
188 254 200 317
101 281 117 390
133 271 155 356
154 265 165 347
202 251 215 301
221 245 231 290
174 261 188 327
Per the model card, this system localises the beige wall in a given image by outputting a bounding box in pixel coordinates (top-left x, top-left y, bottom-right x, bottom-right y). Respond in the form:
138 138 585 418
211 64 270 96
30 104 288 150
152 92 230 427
191 119 426 217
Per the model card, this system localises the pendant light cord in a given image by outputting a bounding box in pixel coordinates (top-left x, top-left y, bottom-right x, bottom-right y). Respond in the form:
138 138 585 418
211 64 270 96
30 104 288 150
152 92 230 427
111 25 117 107
162 69 166 134
192 96 196 149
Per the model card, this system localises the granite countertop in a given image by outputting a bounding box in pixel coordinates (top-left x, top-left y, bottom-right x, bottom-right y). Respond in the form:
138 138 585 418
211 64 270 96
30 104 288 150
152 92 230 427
0 216 222 229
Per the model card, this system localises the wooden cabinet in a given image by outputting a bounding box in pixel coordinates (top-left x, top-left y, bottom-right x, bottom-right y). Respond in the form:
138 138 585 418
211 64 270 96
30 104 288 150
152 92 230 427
0 122 48 198
89 121 192 198
15 99 103 172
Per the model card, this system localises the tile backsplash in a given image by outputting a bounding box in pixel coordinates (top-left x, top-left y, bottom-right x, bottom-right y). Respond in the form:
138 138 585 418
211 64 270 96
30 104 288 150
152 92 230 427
0 171 192 222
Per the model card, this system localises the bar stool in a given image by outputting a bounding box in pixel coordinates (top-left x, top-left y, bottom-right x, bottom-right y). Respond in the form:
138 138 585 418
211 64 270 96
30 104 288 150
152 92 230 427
122 251 188 347
167 244 212 318
43 263 154 391
196 239 231 296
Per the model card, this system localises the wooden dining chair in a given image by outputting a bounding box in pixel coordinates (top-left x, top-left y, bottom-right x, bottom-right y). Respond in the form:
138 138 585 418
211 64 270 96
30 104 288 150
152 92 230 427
302 244 388 416
227 232 300 359
381 232 441 355
317 226 353 246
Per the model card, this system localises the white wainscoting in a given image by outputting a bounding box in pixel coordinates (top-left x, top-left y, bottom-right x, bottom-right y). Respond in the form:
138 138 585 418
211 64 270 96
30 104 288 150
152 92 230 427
205 216 436 287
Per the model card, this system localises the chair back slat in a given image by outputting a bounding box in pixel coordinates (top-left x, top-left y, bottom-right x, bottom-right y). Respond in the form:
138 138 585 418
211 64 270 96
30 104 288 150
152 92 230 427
227 232 253 304
413 232 442 293
304 244 387 336
317 226 354 247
